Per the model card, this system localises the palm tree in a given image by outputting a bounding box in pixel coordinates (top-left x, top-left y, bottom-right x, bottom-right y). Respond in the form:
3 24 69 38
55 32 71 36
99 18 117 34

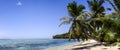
106 0 118 12
86 0 106 42
113 0 120 12
86 0 120 44
106 0 120 18
60 1 89 41
59 0 120 45
87 0 105 18
94 16 120 45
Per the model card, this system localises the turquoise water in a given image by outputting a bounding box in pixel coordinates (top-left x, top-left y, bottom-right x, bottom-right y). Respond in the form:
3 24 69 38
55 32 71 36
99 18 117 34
0 39 77 50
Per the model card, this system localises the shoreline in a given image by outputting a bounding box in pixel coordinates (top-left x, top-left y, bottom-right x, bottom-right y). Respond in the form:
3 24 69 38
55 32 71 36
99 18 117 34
45 39 120 50
44 42 80 50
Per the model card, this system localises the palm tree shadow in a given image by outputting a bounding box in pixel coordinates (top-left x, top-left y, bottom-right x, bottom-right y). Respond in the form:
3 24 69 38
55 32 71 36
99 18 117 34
73 43 120 50
118 48 120 50
72 43 102 50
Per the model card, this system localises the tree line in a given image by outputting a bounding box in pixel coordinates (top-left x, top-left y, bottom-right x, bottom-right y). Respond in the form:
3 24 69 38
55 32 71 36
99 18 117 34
57 0 120 46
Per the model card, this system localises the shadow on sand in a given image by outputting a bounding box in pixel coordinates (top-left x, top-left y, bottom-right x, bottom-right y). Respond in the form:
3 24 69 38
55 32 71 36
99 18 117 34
72 43 120 50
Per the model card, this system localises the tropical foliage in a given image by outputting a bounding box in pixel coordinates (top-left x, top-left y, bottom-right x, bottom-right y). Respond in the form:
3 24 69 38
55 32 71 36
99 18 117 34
53 33 69 39
59 0 120 45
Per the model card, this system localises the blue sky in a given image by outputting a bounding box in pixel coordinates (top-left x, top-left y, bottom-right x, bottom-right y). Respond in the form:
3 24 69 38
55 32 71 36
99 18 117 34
0 0 113 39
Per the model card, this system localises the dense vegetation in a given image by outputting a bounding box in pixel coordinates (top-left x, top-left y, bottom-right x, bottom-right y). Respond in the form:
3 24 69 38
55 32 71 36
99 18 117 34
56 0 120 46
53 33 69 39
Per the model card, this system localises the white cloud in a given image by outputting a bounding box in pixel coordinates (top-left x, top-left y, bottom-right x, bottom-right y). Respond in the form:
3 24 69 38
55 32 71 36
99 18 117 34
16 1 22 6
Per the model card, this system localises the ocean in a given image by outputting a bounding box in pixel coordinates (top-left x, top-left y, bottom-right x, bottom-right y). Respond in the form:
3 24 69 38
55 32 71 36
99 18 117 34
0 39 77 50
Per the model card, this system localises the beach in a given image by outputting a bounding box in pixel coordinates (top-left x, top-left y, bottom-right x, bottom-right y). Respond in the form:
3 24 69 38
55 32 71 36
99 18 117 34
45 39 120 50
44 42 80 50
0 39 119 50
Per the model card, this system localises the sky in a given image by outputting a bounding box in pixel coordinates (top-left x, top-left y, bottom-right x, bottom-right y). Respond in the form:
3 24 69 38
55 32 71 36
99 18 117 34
0 0 113 39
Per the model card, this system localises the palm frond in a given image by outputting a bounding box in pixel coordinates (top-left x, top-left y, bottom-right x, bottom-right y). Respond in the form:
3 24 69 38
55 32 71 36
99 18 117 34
67 1 85 18
59 17 72 27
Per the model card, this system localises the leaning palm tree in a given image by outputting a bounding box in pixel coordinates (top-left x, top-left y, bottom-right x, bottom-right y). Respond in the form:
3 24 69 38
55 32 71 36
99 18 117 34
86 0 106 42
60 1 89 41
86 0 120 44
93 16 120 45
59 0 120 46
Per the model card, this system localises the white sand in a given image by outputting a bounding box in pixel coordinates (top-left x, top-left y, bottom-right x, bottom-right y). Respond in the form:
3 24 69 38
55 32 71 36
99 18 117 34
90 45 119 50
44 39 120 50
71 39 120 50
